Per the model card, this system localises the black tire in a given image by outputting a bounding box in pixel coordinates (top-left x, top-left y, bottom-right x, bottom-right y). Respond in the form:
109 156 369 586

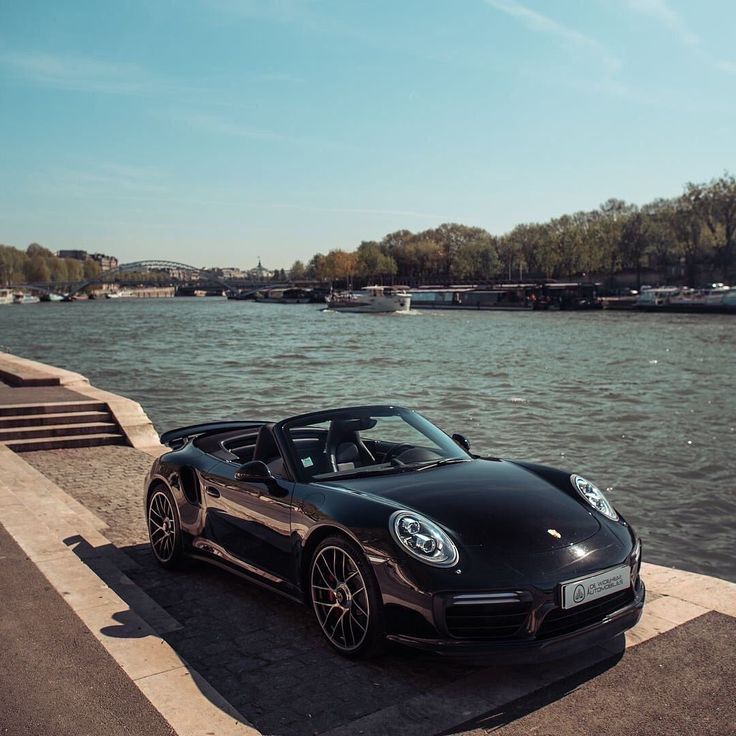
147 485 186 569
309 535 386 658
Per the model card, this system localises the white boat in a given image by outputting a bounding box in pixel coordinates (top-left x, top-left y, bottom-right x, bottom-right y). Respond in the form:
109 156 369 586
327 285 411 313
635 286 682 307
0 288 13 305
12 292 40 304
106 289 133 299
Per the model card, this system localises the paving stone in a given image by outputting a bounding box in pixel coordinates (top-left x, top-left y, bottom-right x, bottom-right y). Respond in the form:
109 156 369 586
17 445 664 736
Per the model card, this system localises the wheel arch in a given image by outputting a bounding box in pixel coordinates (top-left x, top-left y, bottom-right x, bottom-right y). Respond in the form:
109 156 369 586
145 474 172 505
299 523 365 603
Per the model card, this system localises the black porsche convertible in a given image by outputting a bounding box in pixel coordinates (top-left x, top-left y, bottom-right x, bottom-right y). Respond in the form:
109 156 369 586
145 405 644 658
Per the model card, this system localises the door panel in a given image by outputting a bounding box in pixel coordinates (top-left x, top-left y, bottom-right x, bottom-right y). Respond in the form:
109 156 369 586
201 462 295 584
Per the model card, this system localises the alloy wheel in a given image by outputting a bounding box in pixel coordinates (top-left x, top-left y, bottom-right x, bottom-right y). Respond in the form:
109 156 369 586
148 490 177 563
311 545 370 653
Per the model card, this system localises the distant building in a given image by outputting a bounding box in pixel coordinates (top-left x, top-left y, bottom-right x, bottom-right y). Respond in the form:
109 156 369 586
57 250 118 272
90 253 119 272
216 267 246 279
246 259 273 281
57 249 88 261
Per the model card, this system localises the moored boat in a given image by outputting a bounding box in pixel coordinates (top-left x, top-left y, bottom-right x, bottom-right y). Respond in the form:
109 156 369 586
105 289 134 299
635 285 736 313
256 287 315 304
0 288 13 305
12 292 40 304
327 285 411 313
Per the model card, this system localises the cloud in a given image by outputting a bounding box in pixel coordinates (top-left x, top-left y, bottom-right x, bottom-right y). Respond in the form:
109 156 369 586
623 0 736 75
0 51 151 94
482 0 621 70
260 203 447 219
182 112 293 142
29 162 169 198
623 0 700 46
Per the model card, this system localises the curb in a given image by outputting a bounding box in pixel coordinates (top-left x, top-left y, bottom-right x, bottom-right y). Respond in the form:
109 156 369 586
0 444 258 736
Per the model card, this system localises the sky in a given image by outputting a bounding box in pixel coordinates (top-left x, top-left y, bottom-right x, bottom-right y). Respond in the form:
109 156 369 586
1 0 735 270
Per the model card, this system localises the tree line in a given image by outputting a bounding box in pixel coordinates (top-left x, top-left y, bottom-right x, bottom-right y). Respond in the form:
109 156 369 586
288 174 736 289
0 243 101 285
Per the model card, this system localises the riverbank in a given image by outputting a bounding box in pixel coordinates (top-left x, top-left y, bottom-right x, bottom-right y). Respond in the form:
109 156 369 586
0 354 735 734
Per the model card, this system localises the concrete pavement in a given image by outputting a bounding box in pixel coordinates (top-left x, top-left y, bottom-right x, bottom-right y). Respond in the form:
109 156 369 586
0 522 174 736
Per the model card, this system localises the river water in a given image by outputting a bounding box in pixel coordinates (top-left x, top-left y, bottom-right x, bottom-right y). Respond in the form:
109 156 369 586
1 298 734 581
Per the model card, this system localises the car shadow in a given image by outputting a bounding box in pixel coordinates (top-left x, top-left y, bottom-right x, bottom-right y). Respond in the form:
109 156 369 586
64 533 625 736
439 646 625 734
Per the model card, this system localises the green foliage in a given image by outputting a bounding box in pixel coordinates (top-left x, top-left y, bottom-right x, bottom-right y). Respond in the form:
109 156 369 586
289 260 307 280
0 243 104 285
299 174 736 287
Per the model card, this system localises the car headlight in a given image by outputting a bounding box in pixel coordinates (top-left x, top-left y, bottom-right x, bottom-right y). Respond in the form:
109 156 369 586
571 474 619 521
389 510 459 568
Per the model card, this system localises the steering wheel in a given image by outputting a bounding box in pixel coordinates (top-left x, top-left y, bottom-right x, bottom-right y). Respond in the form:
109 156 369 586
383 443 415 465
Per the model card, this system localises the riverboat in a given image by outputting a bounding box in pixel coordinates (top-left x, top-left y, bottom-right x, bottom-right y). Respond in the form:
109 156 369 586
256 287 315 304
12 293 40 304
106 289 134 299
39 293 64 302
328 285 411 313
635 285 736 313
409 286 532 310
0 288 13 305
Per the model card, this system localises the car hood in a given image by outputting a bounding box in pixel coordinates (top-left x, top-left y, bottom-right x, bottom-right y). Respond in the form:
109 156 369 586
325 458 601 552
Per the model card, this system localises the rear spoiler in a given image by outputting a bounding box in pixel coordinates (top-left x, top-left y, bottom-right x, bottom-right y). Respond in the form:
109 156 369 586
160 420 267 448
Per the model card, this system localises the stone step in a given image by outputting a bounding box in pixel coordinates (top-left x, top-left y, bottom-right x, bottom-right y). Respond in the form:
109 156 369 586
0 422 120 442
0 401 108 417
0 410 112 429
5 433 127 452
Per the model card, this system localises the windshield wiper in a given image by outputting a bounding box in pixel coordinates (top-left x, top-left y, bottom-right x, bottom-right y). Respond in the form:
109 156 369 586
414 457 471 472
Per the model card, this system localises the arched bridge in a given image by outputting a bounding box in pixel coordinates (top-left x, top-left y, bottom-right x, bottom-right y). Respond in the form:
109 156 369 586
9 259 272 296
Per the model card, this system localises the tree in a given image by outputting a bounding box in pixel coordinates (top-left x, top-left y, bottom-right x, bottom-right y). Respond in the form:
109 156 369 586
26 243 54 258
83 259 101 279
666 195 713 285
50 257 68 282
26 254 51 282
619 209 650 290
0 245 28 285
432 223 490 278
289 260 306 280
356 241 397 281
322 250 357 282
307 253 328 281
450 235 500 282
685 174 736 281
64 258 84 281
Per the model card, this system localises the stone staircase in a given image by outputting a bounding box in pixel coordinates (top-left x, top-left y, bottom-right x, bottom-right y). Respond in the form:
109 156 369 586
0 400 127 452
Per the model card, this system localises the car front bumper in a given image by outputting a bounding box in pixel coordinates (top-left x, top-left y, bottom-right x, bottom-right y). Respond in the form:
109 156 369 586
385 578 645 662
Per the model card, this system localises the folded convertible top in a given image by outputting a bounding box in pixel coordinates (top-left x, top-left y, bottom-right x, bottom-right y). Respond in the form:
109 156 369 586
160 420 267 447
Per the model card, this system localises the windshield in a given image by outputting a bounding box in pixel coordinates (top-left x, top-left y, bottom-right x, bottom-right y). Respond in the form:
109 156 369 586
281 406 469 481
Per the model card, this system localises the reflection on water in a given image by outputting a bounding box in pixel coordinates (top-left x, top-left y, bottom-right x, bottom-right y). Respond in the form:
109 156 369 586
1 299 735 581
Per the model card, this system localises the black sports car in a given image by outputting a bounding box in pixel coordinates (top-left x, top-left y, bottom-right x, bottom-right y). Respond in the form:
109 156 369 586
145 405 644 659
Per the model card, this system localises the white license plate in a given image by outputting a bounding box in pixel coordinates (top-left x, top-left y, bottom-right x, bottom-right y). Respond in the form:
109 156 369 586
561 565 630 609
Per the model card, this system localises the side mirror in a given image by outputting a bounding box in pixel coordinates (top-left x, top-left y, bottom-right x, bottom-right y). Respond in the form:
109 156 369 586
235 460 273 482
452 433 471 452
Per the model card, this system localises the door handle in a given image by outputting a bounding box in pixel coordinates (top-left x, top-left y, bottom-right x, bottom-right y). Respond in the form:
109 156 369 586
206 486 221 498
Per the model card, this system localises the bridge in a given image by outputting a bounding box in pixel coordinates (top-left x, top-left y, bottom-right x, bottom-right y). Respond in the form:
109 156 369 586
6 260 277 296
